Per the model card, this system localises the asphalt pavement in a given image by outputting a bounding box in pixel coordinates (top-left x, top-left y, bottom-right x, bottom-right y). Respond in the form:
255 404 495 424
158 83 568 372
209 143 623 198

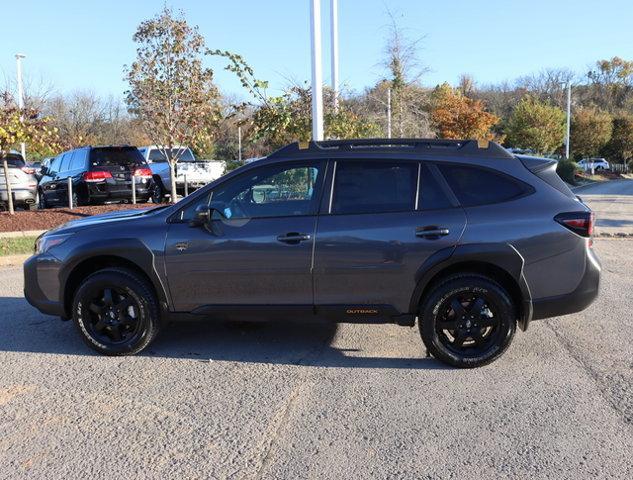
1 238 632 479
576 179 633 236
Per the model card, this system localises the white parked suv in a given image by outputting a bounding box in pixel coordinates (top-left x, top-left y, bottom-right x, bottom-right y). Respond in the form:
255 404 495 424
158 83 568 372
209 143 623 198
137 146 226 203
577 158 610 172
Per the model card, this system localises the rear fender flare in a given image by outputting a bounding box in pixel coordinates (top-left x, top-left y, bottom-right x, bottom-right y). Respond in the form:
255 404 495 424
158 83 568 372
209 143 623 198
409 243 532 328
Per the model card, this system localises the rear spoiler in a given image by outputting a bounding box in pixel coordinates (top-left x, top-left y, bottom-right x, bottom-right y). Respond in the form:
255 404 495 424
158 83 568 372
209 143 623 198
516 155 557 173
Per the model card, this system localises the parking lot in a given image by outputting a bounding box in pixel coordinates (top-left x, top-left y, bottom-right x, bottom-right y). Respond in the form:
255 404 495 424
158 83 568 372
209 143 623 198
0 238 631 479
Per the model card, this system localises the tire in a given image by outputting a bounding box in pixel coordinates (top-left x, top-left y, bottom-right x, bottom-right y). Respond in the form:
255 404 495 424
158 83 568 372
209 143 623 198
419 274 516 368
72 268 162 356
150 180 165 204
38 190 47 210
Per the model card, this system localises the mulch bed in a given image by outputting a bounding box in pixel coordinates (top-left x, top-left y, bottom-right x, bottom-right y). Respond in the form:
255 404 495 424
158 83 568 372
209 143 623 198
0 204 153 233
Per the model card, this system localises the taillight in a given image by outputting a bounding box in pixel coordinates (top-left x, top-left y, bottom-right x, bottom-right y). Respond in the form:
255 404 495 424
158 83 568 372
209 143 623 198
83 170 113 182
555 212 595 238
133 167 152 179
21 167 35 174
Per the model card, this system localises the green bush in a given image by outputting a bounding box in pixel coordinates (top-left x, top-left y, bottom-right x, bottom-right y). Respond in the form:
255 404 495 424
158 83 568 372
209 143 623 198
557 160 580 185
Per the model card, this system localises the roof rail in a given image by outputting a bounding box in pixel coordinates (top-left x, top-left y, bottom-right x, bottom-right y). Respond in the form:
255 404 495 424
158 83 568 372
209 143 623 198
268 138 513 159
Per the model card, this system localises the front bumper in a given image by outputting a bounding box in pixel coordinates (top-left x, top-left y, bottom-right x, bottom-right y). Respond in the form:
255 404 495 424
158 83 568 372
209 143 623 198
531 246 601 320
23 253 65 317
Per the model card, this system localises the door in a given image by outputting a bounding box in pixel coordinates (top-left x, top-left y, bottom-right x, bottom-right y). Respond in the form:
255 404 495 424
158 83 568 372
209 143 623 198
165 161 325 312
51 151 74 205
40 155 64 205
313 160 466 315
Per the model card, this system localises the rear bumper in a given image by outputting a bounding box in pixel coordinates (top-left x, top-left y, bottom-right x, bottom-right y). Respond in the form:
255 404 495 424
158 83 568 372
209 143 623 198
0 188 37 204
531 246 601 320
87 184 151 202
23 253 65 317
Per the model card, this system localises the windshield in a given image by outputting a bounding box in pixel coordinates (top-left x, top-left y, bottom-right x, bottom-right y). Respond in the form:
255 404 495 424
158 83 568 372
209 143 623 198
149 148 195 163
89 147 145 167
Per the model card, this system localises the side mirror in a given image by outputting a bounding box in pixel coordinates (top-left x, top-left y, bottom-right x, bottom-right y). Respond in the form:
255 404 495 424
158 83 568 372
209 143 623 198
188 202 227 227
40 166 49 175
189 204 211 227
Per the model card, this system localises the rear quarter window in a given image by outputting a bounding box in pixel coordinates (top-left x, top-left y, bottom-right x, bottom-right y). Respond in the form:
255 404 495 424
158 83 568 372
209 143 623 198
438 164 529 207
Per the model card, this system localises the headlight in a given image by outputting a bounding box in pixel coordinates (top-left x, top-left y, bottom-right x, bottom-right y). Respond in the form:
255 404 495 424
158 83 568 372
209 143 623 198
35 233 74 255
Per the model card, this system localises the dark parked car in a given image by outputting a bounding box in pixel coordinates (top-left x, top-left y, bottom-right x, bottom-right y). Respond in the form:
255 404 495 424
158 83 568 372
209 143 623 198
24 139 600 368
38 146 153 208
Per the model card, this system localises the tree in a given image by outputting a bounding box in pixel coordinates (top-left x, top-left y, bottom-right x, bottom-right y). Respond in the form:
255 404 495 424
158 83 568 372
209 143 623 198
602 115 633 166
211 51 380 152
430 83 500 140
0 92 58 214
587 57 633 112
125 7 221 202
505 96 565 154
570 107 612 159
381 11 430 137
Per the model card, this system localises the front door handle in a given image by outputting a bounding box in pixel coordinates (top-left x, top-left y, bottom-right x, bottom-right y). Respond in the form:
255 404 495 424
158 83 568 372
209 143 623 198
416 226 450 239
277 232 311 244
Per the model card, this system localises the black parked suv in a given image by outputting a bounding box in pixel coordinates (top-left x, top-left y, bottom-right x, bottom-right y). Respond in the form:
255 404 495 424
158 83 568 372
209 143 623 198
38 146 153 208
24 139 600 368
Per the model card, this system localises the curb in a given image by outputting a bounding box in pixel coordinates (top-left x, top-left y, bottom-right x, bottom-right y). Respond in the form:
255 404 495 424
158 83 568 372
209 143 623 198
0 253 30 267
0 230 46 239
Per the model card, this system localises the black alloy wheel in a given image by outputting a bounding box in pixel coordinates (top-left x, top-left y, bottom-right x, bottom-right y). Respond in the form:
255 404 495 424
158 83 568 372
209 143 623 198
72 268 161 355
420 274 516 368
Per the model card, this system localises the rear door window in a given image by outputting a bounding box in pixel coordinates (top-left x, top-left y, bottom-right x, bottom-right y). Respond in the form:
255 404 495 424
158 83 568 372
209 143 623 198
438 164 528 207
331 161 417 214
419 164 454 210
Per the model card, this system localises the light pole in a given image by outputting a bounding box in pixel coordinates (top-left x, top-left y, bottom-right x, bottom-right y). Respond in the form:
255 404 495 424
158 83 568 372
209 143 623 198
15 53 26 160
238 126 242 163
565 83 571 160
330 0 339 113
309 0 324 141
387 88 392 139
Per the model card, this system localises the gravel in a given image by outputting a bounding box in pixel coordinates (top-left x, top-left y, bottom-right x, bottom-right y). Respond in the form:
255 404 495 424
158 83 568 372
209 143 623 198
0 204 152 233
0 239 631 479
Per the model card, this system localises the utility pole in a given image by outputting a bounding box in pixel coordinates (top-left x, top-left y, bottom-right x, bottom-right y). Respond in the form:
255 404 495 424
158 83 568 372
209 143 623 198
15 53 26 160
309 0 324 141
330 0 339 113
238 126 242 162
387 88 392 139
565 83 572 160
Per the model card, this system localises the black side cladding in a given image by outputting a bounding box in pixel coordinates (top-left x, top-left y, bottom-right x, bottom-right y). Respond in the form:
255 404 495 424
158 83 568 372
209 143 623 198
516 155 577 199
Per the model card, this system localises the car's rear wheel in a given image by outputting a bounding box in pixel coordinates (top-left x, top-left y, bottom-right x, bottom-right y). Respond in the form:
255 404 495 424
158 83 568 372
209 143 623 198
72 268 161 355
419 274 516 368
151 180 165 204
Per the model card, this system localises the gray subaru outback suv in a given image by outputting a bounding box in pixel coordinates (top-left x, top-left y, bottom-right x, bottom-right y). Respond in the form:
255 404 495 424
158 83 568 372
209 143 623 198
24 139 600 368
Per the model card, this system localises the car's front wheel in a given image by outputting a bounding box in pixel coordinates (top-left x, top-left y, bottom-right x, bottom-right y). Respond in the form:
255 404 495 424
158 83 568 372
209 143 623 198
37 190 47 209
419 274 516 368
72 268 162 355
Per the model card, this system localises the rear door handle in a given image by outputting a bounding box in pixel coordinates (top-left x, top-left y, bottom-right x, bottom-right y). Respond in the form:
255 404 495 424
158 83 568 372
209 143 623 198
416 227 450 239
277 232 311 244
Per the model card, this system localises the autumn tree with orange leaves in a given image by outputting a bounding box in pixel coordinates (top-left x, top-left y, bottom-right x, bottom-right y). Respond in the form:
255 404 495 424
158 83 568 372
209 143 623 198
430 83 500 141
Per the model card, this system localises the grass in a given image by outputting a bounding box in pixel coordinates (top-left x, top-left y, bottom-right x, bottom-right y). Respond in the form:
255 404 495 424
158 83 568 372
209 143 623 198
0 236 37 256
